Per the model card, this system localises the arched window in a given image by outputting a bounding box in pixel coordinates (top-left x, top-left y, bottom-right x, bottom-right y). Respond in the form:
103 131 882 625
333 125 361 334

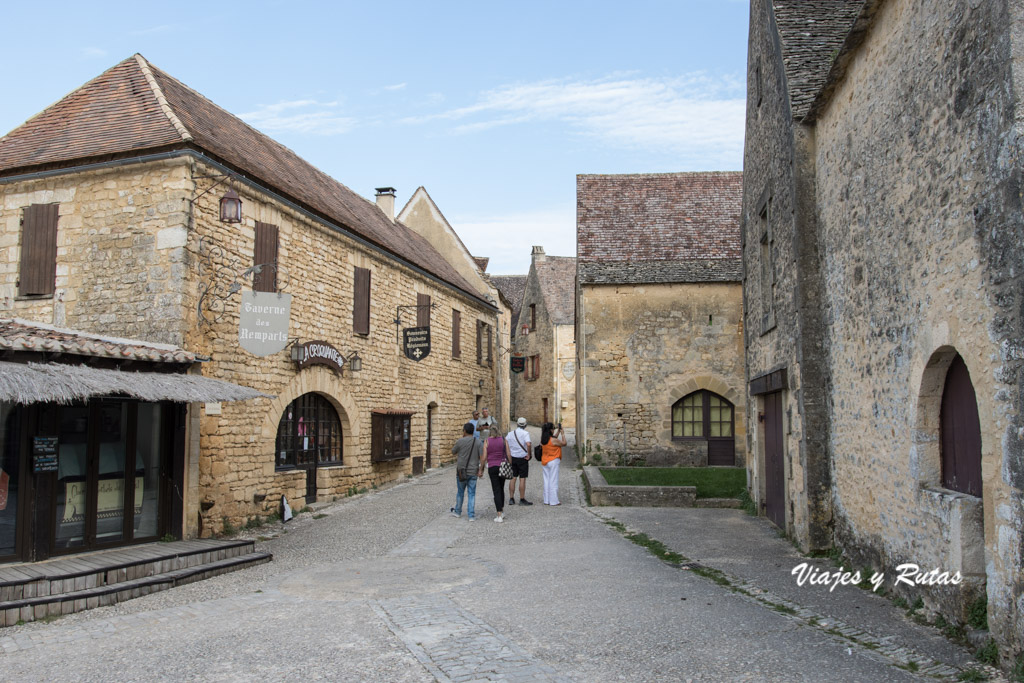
940 355 982 497
275 393 343 470
672 390 735 466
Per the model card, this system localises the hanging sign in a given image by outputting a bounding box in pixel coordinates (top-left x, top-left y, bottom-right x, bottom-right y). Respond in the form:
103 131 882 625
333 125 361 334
239 291 292 356
294 340 345 374
510 356 526 374
403 326 431 362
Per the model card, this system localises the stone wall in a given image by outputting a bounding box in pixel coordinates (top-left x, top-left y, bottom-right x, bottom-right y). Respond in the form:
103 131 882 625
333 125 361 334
742 0 832 551
0 156 500 537
511 268 575 428
578 281 745 466
813 0 1023 652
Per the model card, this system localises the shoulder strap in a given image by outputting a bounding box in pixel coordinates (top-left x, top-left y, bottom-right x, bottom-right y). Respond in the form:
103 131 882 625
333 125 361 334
513 430 526 452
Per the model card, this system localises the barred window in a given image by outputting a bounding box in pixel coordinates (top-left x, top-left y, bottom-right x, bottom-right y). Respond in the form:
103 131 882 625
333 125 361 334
275 393 343 469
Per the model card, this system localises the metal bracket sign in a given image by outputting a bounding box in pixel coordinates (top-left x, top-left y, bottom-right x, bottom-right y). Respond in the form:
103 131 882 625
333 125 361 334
403 326 431 362
510 356 525 374
239 291 292 356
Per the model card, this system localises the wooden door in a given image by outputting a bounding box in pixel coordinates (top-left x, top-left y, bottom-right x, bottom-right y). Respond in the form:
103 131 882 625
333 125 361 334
764 392 785 528
426 404 434 469
941 355 982 497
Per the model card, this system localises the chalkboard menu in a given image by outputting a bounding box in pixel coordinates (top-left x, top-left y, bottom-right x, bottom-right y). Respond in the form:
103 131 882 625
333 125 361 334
32 436 59 473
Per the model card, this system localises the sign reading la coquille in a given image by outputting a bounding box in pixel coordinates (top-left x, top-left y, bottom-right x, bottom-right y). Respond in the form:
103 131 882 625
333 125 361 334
294 340 345 374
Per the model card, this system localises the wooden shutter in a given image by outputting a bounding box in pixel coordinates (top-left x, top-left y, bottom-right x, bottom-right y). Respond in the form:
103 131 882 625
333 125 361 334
486 324 493 366
476 321 483 364
18 204 59 296
533 355 540 378
941 355 983 497
353 267 371 335
452 309 461 358
417 293 431 327
253 222 279 293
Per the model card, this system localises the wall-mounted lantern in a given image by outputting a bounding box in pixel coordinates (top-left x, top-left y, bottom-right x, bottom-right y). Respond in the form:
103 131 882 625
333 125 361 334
220 188 243 223
521 323 529 337
347 351 362 373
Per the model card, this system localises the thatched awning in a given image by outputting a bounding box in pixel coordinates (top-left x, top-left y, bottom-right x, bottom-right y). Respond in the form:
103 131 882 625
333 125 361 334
0 362 269 405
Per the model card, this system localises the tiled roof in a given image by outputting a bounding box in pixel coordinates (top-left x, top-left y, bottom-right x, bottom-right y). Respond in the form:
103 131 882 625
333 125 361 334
0 55 483 301
576 172 742 284
773 1 865 121
490 274 527 336
534 257 576 326
0 318 198 363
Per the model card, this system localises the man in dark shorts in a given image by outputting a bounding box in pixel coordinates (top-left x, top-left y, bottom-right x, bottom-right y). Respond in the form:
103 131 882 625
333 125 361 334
505 417 533 505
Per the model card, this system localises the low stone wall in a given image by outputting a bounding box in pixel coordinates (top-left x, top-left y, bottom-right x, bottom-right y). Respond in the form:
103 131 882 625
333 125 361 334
583 467 696 507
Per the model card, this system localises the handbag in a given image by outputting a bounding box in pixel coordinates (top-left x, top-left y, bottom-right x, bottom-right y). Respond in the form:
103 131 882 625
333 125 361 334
498 460 513 479
534 444 543 461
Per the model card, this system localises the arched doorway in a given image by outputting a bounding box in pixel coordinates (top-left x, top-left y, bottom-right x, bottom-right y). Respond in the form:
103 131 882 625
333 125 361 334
274 393 343 503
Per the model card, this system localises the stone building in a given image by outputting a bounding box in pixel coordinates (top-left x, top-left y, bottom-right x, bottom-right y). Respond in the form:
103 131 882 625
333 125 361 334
575 173 745 467
0 54 499 559
396 186 512 427
745 0 1024 654
511 247 575 427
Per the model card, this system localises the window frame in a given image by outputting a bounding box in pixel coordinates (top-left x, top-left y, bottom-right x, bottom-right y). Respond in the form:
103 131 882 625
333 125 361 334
671 390 734 442
274 393 344 470
371 412 413 462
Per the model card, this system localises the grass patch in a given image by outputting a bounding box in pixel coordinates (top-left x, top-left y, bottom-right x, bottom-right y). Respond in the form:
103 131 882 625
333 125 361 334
976 639 999 666
312 513 327 520
967 595 988 631
738 488 757 515
599 467 746 498
957 669 987 682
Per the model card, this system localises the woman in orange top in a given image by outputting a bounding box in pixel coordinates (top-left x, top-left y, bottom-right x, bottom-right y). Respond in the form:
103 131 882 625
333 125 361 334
540 422 567 506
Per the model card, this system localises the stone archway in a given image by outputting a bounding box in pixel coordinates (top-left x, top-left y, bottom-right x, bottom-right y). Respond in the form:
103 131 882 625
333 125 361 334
656 374 746 467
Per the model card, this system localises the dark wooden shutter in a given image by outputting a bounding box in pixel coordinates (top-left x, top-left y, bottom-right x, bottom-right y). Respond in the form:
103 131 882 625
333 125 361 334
18 204 59 296
486 324 493 366
417 293 431 327
452 309 461 358
353 267 371 335
253 222 279 293
941 355 982 497
476 321 483 365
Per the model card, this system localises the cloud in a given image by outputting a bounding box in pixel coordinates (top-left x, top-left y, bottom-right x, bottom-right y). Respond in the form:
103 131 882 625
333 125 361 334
82 47 108 58
240 100 355 135
454 205 576 275
382 83 407 91
406 74 745 163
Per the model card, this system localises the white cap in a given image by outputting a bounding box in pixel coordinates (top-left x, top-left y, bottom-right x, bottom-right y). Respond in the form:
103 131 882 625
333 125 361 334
517 417 527 427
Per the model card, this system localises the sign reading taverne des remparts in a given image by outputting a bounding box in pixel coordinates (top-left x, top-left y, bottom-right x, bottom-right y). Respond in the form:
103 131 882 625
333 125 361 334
239 291 292 356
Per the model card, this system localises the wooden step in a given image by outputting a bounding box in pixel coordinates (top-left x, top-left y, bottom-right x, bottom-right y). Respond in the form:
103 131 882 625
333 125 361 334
0 551 272 627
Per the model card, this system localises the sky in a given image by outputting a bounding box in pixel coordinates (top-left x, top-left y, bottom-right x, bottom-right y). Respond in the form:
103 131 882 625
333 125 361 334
0 1 750 275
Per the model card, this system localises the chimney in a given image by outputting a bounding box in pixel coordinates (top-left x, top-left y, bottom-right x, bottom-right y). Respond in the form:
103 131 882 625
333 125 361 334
531 245 547 264
375 187 396 222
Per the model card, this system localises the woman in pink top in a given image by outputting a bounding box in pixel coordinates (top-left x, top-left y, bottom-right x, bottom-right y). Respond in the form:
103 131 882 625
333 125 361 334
485 425 513 522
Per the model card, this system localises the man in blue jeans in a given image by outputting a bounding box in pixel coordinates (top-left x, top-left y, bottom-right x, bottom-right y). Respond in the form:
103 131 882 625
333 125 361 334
451 422 483 520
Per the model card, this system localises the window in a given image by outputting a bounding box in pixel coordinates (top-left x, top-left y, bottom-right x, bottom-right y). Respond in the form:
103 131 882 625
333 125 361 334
486 323 493 367
476 321 492 366
452 309 461 358
18 203 58 297
672 390 735 465
417 293 431 327
529 304 536 331
758 199 775 332
353 266 371 335
254 221 279 293
526 355 540 381
275 393 343 469
372 412 412 462
672 390 734 440
476 320 483 364
940 355 982 497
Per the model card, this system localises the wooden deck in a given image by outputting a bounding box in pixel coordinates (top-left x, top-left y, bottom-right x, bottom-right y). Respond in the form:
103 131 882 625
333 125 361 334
0 539 271 626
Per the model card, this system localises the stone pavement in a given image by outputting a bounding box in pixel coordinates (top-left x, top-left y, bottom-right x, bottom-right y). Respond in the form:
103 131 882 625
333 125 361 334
0 446 993 681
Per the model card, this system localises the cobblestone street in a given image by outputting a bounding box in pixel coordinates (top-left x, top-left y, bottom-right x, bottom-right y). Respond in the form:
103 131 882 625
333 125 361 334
0 450 984 682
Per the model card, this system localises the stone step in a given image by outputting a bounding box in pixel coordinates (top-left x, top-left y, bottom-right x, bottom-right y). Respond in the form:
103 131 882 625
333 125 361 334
0 551 272 627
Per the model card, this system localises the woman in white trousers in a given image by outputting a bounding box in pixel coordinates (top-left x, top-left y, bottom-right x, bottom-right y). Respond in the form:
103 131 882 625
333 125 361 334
539 422 567 505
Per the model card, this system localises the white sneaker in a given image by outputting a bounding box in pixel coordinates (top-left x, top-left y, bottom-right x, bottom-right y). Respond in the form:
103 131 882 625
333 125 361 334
450 510 460 517
494 516 504 523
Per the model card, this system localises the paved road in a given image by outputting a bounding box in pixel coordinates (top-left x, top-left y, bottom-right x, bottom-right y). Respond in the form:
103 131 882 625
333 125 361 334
0 447 984 682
